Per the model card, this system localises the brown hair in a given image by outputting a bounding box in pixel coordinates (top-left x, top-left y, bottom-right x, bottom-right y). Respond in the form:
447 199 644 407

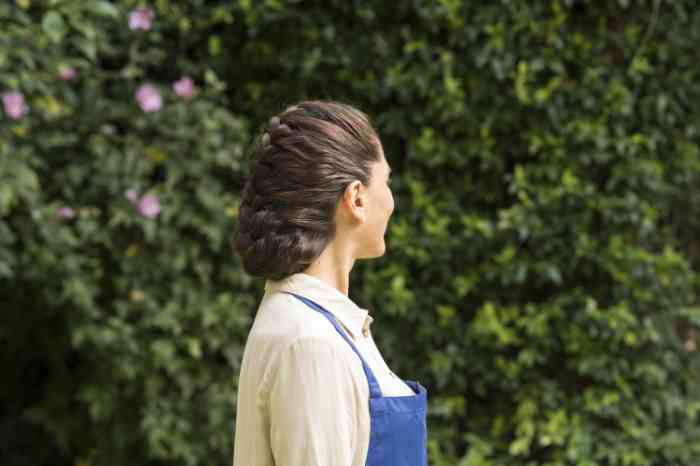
232 100 382 281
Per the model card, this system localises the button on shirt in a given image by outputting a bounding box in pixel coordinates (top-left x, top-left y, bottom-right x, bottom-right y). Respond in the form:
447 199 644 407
232 272 414 466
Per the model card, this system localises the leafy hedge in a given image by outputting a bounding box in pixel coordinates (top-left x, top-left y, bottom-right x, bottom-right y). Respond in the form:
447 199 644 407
2 1 700 466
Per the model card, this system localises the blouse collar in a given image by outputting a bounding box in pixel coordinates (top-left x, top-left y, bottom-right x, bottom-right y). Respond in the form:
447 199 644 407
264 272 373 339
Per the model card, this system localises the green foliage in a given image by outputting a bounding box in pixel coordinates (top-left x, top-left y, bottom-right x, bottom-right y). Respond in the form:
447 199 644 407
2 1 700 465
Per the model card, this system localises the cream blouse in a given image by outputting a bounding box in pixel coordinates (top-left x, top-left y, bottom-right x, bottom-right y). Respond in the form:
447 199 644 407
232 272 414 466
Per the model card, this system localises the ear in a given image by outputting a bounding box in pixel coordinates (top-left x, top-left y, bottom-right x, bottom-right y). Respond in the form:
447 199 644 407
343 180 367 224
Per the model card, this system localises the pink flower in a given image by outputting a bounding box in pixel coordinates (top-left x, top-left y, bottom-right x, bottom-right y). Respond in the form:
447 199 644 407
173 76 194 99
125 189 139 203
2 91 28 119
59 66 77 80
137 194 161 218
58 207 75 219
128 6 155 31
135 83 162 113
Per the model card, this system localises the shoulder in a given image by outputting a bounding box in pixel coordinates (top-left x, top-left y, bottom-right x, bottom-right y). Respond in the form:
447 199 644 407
249 292 366 394
252 291 342 344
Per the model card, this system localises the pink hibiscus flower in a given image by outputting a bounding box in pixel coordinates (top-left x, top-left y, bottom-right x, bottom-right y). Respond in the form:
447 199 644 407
2 91 28 119
137 194 161 218
173 76 194 99
135 83 162 113
128 6 155 31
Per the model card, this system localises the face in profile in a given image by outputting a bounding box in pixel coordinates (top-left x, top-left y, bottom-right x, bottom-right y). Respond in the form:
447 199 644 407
356 142 394 259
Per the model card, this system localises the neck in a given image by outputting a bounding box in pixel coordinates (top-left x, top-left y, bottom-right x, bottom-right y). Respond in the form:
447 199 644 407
303 237 355 296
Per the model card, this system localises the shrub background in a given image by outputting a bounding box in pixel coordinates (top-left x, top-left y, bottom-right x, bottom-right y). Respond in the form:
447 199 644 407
2 1 700 465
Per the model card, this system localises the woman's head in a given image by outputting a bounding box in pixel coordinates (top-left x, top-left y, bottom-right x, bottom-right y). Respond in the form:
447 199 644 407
233 100 394 281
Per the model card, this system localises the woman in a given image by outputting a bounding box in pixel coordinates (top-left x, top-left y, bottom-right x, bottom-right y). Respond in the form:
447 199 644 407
231 100 428 466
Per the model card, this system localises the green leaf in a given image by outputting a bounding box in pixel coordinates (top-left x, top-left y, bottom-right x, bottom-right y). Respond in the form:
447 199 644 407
89 1 120 18
41 11 67 43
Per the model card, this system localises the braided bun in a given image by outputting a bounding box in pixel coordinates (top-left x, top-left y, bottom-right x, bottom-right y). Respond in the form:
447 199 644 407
232 100 381 281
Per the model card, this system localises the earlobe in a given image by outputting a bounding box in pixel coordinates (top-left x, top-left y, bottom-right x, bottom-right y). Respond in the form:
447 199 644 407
355 196 366 223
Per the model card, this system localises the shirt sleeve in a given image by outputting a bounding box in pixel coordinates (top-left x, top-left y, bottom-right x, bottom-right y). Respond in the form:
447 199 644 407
268 336 361 466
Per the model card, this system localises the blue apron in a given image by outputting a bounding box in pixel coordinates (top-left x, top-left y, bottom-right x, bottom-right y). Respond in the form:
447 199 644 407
283 291 429 466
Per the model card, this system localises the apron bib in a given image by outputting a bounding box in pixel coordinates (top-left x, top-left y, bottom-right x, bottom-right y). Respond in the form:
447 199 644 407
283 291 429 466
